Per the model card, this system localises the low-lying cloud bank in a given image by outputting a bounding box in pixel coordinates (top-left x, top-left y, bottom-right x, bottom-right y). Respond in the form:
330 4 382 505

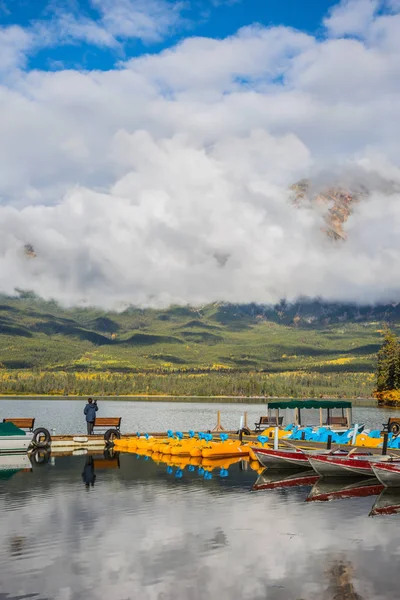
1 0 400 308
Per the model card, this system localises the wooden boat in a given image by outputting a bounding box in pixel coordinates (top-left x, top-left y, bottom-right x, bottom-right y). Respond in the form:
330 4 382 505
252 469 318 491
251 447 310 469
253 446 369 472
370 489 400 516
306 477 383 502
371 462 400 487
307 452 383 477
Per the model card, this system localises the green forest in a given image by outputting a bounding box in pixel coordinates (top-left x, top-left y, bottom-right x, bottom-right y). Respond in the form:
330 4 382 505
0 293 398 397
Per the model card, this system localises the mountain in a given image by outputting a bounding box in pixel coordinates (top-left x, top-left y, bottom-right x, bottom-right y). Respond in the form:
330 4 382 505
0 293 396 374
290 179 363 240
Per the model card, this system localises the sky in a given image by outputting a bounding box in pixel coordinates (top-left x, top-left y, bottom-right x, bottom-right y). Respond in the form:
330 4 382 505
0 0 400 308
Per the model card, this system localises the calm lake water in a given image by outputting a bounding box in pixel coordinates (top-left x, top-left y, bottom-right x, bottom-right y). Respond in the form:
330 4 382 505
0 401 400 598
0 398 395 435
1 448 400 600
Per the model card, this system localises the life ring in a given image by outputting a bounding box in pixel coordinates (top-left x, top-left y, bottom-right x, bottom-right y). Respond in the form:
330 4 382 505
104 429 121 443
32 427 51 447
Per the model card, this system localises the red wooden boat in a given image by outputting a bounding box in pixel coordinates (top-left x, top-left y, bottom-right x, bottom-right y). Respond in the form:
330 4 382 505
307 453 375 477
251 447 310 469
371 462 400 487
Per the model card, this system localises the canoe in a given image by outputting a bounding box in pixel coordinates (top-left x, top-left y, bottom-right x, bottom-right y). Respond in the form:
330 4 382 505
371 462 400 487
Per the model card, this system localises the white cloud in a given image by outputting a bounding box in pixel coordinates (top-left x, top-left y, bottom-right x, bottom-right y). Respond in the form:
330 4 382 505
0 25 33 72
1 3 400 307
324 0 379 37
91 0 184 43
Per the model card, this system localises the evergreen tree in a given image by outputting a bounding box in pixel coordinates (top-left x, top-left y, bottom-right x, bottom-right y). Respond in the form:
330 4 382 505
376 326 400 392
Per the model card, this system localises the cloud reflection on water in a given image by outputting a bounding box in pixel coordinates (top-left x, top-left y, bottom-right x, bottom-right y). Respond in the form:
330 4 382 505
0 455 399 599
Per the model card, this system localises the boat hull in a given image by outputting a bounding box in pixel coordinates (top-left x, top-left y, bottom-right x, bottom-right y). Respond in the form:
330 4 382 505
308 455 374 477
0 435 32 453
252 447 309 469
372 463 400 487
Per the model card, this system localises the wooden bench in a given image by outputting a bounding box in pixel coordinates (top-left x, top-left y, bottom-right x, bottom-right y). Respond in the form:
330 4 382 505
254 416 283 432
3 418 35 431
325 416 348 427
93 417 121 432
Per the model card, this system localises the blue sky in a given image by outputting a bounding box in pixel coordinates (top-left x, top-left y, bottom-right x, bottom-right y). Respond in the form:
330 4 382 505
0 0 339 71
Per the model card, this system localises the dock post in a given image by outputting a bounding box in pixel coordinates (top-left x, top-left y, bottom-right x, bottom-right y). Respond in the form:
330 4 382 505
244 412 248 429
382 432 389 455
274 427 279 450
327 434 332 450
212 411 226 432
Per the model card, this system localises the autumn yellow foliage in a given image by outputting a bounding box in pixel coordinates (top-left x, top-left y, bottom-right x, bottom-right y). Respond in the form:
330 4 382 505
374 390 400 406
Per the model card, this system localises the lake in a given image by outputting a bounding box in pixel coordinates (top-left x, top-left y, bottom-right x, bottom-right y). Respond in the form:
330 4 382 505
0 400 400 599
1 448 400 599
0 398 394 435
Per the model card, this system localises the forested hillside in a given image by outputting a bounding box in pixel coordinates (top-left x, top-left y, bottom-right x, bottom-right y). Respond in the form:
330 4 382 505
0 293 398 397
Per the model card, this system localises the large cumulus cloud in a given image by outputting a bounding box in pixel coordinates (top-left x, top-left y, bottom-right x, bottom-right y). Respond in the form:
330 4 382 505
1 0 400 308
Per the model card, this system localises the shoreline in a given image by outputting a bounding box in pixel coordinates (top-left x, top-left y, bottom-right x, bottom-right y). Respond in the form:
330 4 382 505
0 394 378 406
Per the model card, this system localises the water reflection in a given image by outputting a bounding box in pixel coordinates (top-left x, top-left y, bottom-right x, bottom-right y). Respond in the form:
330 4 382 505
0 452 399 599
82 456 96 488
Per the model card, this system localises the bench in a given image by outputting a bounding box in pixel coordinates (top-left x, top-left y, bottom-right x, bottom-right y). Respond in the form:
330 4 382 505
254 416 283 432
3 418 35 432
93 417 121 432
325 416 348 427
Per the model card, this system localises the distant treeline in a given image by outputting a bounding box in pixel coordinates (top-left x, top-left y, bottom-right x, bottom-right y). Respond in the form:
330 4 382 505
0 370 374 398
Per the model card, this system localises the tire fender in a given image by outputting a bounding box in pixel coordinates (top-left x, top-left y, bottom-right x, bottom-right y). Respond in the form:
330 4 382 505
389 422 400 435
32 427 51 447
104 429 121 443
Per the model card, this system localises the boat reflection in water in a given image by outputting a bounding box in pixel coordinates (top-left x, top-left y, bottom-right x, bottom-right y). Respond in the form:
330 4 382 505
0 453 32 480
369 489 400 516
306 478 384 503
252 469 318 491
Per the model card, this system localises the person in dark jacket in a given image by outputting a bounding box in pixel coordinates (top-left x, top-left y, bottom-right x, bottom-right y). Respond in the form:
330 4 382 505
84 398 98 435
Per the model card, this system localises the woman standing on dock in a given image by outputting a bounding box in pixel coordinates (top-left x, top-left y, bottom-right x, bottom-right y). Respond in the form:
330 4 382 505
84 398 98 435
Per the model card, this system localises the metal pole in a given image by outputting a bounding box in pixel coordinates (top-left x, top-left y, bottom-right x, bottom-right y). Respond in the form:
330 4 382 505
351 424 358 446
274 427 279 450
319 408 323 427
327 434 332 450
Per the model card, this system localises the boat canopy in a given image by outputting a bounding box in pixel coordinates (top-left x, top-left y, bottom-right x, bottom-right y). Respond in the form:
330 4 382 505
267 400 352 410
